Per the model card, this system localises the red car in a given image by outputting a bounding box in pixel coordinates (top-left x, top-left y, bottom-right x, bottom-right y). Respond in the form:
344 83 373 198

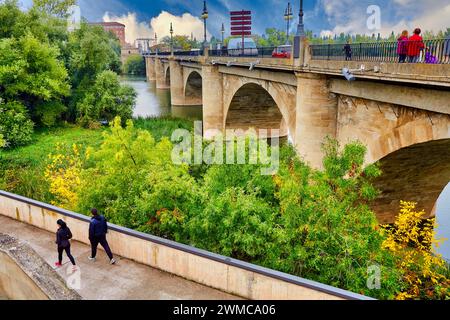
272 45 292 58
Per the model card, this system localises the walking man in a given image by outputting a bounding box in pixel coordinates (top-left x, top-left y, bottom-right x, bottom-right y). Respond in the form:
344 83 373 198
89 208 116 265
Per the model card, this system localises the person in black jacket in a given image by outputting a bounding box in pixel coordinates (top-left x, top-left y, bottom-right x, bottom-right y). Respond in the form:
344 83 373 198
55 219 76 270
88 208 116 265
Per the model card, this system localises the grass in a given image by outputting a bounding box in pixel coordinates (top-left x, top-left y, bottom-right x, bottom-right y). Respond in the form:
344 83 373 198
0 117 194 201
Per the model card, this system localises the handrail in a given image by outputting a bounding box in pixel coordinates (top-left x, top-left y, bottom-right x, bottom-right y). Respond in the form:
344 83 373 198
310 38 450 64
0 190 374 300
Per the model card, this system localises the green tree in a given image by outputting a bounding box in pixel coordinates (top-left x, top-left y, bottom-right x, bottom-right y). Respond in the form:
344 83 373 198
123 55 145 75
0 33 70 126
33 0 76 18
76 71 136 125
0 101 34 148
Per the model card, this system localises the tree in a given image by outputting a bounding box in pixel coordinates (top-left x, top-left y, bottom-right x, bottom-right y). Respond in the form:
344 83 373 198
123 55 145 75
76 71 136 125
0 33 70 126
33 0 76 18
0 101 34 148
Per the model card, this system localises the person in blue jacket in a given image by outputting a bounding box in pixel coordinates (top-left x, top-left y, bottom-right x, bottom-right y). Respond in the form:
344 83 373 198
88 208 116 265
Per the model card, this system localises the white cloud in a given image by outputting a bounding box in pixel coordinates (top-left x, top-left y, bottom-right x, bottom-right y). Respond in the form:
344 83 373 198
103 12 152 43
150 11 211 41
102 10 211 44
318 0 449 37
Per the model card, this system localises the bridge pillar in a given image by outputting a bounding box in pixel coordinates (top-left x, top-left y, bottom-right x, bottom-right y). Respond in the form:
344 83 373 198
202 65 224 139
169 59 185 106
155 58 168 89
145 57 156 81
295 73 338 169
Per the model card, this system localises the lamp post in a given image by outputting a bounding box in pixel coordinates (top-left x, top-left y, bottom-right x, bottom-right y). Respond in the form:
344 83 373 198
170 23 173 55
294 0 306 58
296 0 305 37
221 23 225 47
201 0 209 50
284 2 293 45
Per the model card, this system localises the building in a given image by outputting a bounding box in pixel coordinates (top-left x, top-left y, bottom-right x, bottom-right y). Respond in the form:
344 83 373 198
90 22 126 47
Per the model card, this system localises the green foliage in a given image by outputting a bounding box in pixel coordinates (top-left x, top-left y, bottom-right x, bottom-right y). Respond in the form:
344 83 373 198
0 101 34 148
123 55 145 75
33 0 76 17
76 118 198 243
76 71 136 125
0 33 70 125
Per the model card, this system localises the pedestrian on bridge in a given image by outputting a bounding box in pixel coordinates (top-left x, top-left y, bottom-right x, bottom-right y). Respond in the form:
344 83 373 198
407 28 425 63
88 208 116 265
55 219 77 271
397 30 409 63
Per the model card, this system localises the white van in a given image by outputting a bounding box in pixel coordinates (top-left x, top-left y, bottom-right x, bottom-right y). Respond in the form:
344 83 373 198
227 38 258 56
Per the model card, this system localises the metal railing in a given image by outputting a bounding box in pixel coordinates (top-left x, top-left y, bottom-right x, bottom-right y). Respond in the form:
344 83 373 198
310 39 450 64
209 46 291 59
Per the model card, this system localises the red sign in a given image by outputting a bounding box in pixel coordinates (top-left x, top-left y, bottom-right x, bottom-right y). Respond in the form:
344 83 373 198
231 21 251 26
230 10 251 15
231 32 251 36
231 26 251 31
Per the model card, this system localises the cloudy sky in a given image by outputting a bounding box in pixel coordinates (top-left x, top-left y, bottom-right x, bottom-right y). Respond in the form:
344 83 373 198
19 0 450 43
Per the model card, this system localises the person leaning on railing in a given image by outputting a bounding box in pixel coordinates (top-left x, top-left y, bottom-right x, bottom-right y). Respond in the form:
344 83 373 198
397 30 409 63
407 28 425 63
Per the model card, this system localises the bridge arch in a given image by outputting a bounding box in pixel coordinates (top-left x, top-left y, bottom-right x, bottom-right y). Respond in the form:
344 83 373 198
372 139 450 224
184 70 202 105
223 78 297 139
164 65 171 87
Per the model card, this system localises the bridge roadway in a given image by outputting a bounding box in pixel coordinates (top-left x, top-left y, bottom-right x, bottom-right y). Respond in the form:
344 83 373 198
0 215 239 300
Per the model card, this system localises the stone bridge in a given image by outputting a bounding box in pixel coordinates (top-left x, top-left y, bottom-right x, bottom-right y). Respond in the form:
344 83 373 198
144 44 450 223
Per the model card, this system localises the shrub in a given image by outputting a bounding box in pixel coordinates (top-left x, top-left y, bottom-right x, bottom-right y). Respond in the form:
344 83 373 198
383 201 450 300
76 71 136 126
0 101 34 148
123 55 145 75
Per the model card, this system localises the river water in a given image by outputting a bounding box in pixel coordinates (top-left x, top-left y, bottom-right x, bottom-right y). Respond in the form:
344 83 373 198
122 76 450 262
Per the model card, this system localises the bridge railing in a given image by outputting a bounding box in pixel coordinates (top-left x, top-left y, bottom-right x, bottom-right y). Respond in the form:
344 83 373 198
310 39 450 64
209 46 292 59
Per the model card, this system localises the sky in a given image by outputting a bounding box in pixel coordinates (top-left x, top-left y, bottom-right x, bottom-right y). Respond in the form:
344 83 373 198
18 0 450 43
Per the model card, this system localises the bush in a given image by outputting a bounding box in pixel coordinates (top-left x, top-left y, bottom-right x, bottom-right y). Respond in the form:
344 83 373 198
76 71 136 125
123 55 145 75
0 101 34 148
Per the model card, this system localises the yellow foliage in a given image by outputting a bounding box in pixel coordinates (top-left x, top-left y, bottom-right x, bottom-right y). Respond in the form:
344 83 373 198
382 201 450 300
45 143 85 210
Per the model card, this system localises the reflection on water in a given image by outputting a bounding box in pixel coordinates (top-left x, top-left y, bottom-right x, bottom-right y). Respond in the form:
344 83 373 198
436 183 450 262
121 76 202 121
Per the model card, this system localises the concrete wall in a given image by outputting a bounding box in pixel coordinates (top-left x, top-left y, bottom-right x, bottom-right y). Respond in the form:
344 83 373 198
0 191 371 300
0 251 48 300
0 233 81 300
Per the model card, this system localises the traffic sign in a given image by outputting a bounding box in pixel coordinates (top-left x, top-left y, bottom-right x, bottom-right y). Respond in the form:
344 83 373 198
230 10 251 15
231 21 251 26
231 31 251 36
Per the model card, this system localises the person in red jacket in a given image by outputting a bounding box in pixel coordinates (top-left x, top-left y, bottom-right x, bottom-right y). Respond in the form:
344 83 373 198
407 28 425 63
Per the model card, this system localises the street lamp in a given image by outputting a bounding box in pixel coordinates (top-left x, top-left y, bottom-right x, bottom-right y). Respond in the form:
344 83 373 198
201 0 209 49
296 0 305 37
284 2 293 45
221 23 225 47
294 0 306 58
170 23 173 54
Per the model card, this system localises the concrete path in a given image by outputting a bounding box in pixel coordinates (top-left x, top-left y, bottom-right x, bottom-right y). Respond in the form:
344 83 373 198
0 215 240 300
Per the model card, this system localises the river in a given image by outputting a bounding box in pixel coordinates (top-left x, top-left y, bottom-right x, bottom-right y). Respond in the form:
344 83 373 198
122 76 450 262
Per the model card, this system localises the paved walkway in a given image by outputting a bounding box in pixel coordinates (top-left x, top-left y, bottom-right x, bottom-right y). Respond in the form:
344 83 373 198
0 215 239 300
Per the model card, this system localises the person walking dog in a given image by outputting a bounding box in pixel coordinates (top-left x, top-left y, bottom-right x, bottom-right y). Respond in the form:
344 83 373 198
88 208 116 265
55 219 77 271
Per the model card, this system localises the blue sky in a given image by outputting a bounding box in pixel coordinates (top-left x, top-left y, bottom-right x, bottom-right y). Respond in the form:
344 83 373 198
20 0 450 42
